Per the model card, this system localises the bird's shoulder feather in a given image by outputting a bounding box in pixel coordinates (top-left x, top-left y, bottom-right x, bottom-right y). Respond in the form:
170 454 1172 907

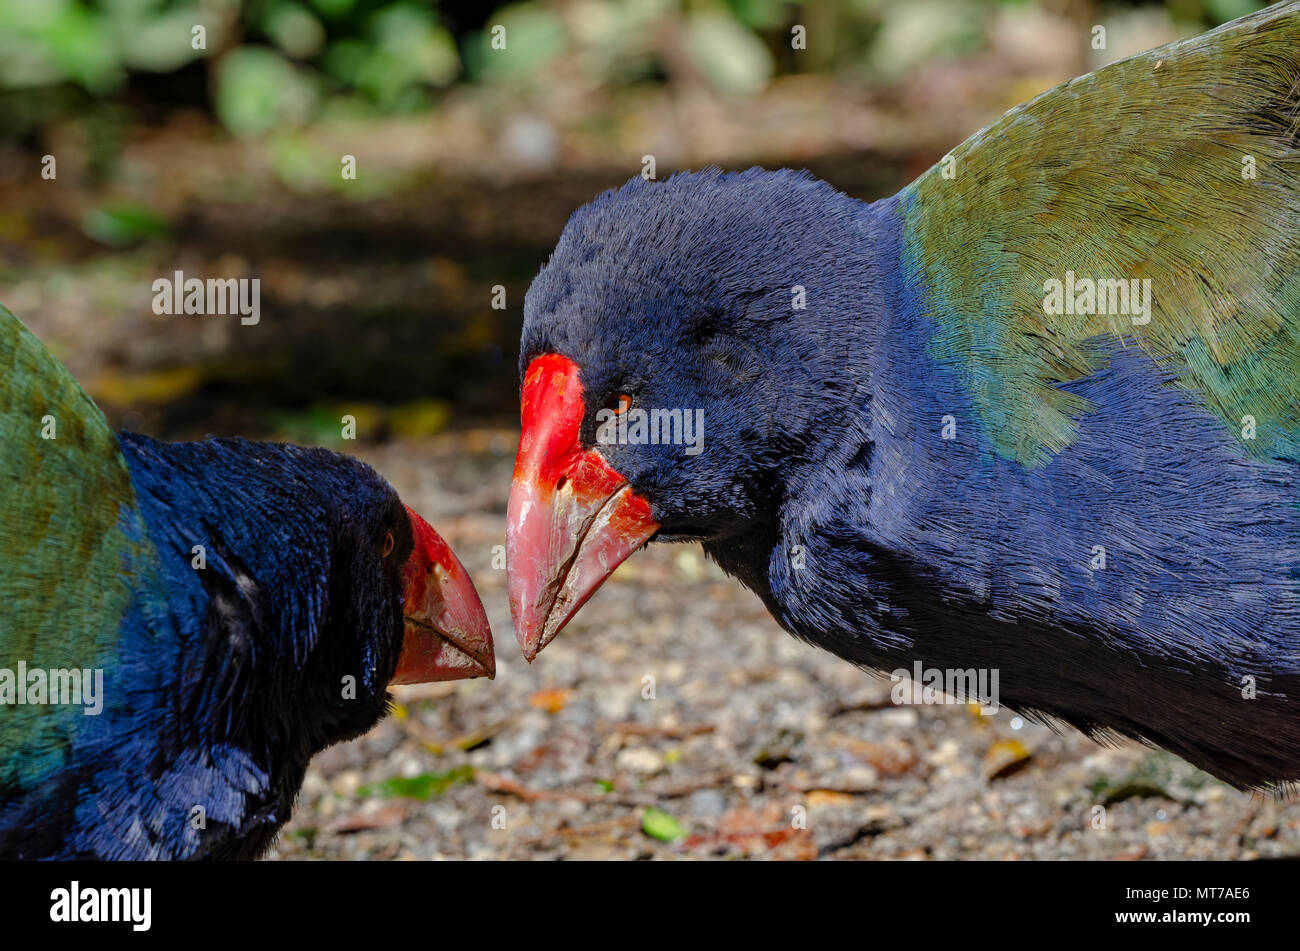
902 0 1300 466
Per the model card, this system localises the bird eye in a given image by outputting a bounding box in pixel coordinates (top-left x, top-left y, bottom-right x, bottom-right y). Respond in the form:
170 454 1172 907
381 531 395 559
606 393 633 415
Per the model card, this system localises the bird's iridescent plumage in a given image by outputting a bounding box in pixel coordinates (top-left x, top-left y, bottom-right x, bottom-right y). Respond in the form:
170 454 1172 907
903 0 1300 466
508 2 1300 790
0 305 493 858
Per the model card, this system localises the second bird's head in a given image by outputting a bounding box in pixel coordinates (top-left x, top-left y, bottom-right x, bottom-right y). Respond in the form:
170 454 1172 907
508 167 872 659
121 435 495 745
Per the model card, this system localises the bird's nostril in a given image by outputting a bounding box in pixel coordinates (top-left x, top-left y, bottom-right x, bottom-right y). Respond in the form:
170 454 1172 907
556 476 568 492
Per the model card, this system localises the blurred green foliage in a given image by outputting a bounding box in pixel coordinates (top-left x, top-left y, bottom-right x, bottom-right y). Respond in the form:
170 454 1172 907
0 0 1269 140
357 765 475 799
81 200 168 245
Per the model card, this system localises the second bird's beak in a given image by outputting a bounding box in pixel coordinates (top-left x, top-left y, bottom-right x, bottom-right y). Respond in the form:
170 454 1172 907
394 505 495 684
506 354 660 661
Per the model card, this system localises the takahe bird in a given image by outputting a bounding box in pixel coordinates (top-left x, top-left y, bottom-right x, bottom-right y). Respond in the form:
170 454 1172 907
507 2 1300 790
0 305 494 859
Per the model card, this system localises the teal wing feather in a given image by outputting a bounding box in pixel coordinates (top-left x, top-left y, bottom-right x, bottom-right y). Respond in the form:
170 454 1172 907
901 0 1300 466
0 304 156 790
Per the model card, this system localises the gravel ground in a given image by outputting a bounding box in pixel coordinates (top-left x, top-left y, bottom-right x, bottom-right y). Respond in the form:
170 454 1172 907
265 430 1300 861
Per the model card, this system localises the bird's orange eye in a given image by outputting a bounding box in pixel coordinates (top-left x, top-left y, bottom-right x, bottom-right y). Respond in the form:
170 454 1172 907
381 531 395 559
607 393 633 415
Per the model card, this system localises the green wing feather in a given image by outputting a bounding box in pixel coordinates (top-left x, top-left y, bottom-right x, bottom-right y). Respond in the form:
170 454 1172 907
0 304 150 787
901 0 1300 467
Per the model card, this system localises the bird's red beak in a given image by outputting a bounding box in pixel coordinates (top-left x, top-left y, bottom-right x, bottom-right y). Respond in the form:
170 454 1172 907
507 354 659 661
394 505 495 684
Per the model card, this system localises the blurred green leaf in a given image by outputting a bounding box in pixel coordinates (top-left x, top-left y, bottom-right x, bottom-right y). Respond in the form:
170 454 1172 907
468 2 567 83
42 3 124 94
264 2 327 59
373 4 458 84
81 201 166 247
117 3 213 73
321 38 368 85
726 0 788 30
321 4 458 109
358 766 476 800
216 46 318 136
682 11 773 97
870 0 985 79
641 806 686 841
311 0 354 19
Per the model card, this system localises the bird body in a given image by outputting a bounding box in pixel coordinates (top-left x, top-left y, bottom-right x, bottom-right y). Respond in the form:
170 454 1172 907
0 305 494 858
507 2 1300 789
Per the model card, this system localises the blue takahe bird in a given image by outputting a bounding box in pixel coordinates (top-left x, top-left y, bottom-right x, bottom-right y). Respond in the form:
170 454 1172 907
506 2 1300 790
0 305 495 859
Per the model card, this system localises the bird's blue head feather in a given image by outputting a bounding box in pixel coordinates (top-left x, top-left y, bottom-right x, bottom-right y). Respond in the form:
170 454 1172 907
521 167 882 541
118 435 415 749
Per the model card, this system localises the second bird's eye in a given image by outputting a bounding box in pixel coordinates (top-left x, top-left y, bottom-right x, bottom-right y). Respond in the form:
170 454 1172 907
381 531 395 559
606 393 633 415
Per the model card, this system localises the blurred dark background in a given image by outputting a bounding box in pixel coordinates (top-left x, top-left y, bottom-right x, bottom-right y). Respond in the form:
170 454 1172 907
0 0 1262 444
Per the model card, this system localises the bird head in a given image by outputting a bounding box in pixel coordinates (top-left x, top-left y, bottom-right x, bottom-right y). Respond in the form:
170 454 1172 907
265 446 496 697
508 167 871 659
119 435 495 744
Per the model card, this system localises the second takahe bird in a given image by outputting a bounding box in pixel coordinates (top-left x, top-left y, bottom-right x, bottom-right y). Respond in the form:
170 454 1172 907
507 2 1300 790
0 304 494 859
